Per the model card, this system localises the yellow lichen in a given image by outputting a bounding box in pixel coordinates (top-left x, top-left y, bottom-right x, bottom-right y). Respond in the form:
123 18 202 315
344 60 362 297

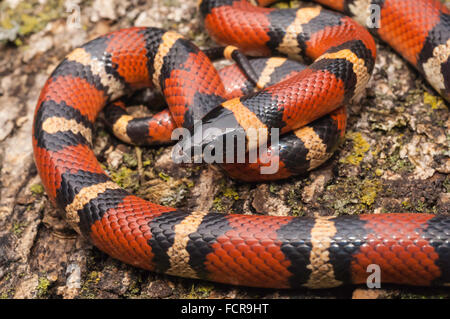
223 187 239 200
30 183 44 195
341 132 371 165
359 179 381 207
375 169 383 177
37 277 51 297
0 0 67 42
423 92 446 110
158 172 171 182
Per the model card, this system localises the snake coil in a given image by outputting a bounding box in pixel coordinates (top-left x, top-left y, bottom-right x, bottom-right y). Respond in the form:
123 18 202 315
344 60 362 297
32 0 450 288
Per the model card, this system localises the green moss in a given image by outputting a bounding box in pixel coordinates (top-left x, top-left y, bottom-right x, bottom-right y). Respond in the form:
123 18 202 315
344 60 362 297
359 179 381 207
414 199 427 213
0 0 67 43
320 177 382 214
37 276 51 297
125 277 142 297
143 159 152 167
79 271 102 298
30 183 44 195
88 271 101 284
340 132 371 166
386 149 414 173
123 153 138 168
375 168 383 177
269 184 279 194
212 197 226 212
19 14 40 35
83 271 100 287
185 180 194 188
223 187 239 200
158 172 171 182
12 222 26 235
402 199 412 209
423 92 446 110
111 166 138 190
185 284 213 299
212 180 240 212
286 187 304 217
273 2 291 8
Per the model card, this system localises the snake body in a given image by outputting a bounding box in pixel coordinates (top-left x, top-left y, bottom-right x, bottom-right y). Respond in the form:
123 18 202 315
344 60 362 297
32 0 450 288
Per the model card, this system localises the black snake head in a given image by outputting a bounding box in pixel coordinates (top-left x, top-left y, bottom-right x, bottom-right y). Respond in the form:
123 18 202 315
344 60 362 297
172 106 249 164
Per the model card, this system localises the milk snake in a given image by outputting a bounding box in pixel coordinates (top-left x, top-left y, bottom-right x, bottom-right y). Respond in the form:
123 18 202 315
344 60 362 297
32 0 450 288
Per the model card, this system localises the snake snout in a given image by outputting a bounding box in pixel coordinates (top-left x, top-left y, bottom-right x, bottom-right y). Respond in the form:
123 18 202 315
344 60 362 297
173 106 248 164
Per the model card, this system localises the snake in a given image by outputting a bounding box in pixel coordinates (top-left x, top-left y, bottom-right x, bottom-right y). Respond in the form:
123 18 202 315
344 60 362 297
32 0 450 289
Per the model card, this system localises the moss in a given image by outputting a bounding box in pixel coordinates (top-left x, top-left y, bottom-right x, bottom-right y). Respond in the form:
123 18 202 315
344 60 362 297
123 153 138 168
359 179 382 207
30 183 44 195
402 199 412 209
212 179 239 212
340 132 371 165
269 184 279 194
37 276 51 297
143 159 152 167
185 284 213 299
375 169 384 177
386 149 414 173
88 271 101 284
125 278 142 297
286 186 304 217
185 180 194 188
0 0 67 43
273 2 291 8
80 272 100 294
111 166 138 190
320 176 382 214
212 197 226 212
79 271 102 299
12 222 26 235
414 199 427 213
423 92 445 110
158 172 171 182
19 14 40 35
223 186 239 200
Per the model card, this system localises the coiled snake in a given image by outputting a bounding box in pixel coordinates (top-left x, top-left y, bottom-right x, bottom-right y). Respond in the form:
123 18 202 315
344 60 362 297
32 0 450 288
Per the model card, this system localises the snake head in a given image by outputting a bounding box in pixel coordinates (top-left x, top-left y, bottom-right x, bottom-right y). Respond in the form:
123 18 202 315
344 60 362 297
172 106 247 164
